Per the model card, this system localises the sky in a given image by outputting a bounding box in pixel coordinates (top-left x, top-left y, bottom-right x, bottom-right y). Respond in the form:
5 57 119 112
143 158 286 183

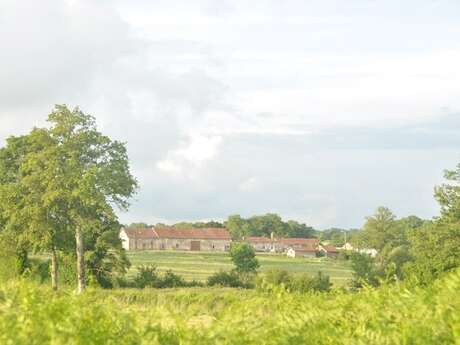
0 0 459 229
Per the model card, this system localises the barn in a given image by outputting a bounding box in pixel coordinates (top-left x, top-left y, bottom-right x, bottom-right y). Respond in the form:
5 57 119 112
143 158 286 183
119 227 231 251
246 236 274 252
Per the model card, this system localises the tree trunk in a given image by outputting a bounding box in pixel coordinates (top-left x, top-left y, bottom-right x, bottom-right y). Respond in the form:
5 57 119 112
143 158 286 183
75 225 86 294
51 247 58 290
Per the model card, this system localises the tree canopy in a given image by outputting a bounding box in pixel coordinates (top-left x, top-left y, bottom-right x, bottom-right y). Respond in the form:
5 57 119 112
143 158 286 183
0 105 138 292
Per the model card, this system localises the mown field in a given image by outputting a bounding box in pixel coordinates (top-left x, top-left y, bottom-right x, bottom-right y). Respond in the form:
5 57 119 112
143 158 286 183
1 269 459 345
126 250 352 285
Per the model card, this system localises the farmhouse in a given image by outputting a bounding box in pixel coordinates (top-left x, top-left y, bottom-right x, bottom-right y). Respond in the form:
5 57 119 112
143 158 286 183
119 227 231 251
282 238 320 257
286 247 317 258
319 244 339 258
246 236 274 252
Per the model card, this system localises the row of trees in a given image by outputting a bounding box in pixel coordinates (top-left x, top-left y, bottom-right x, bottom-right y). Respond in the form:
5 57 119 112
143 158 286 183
225 213 316 239
351 163 460 287
0 106 137 292
125 214 317 240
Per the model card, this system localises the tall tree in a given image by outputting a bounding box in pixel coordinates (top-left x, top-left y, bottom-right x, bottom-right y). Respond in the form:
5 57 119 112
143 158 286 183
405 163 460 284
0 129 74 288
45 105 138 293
0 105 137 293
356 207 403 251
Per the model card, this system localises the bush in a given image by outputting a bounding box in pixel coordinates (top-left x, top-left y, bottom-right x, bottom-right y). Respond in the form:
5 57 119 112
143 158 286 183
257 269 332 293
133 265 159 288
25 258 50 284
293 271 331 292
133 265 202 288
207 270 249 288
350 252 380 288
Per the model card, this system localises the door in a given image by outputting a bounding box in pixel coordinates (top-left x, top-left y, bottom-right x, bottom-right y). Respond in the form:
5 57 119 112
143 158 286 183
190 241 201 251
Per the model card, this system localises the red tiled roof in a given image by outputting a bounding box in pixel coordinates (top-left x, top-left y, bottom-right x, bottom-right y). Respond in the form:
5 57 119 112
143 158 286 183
122 228 158 239
321 244 339 253
246 236 272 243
290 248 317 253
279 238 319 246
153 227 231 240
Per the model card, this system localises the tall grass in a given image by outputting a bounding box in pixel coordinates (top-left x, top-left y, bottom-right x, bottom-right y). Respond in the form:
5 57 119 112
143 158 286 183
0 269 459 344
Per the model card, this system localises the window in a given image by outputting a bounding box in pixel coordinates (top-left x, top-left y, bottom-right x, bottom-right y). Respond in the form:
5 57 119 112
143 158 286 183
176 243 179 249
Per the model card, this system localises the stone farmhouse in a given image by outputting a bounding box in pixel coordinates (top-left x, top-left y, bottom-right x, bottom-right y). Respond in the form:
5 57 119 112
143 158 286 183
246 236 274 252
120 227 337 256
246 236 322 255
319 244 340 258
284 238 320 257
120 227 231 251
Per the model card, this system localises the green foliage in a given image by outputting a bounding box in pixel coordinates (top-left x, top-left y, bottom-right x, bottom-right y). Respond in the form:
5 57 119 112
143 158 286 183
0 105 137 291
133 264 159 288
350 252 379 288
320 228 359 247
405 222 460 285
1 270 459 344
403 163 460 285
225 213 316 239
207 270 248 288
258 269 331 293
229 242 259 274
85 228 131 288
133 265 202 288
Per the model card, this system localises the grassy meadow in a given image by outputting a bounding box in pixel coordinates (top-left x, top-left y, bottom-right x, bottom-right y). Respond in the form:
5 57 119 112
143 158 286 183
126 250 352 285
1 269 459 344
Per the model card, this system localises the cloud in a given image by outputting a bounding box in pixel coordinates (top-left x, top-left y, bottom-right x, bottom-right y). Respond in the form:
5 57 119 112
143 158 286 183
157 134 223 177
0 0 459 228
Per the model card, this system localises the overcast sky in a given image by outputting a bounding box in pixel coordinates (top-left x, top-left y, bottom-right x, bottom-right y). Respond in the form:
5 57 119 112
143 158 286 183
1 0 459 229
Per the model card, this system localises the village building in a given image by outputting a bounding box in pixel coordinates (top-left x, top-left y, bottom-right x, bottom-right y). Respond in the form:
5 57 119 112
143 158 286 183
319 244 340 258
282 238 320 257
286 247 317 258
341 242 354 251
279 238 319 251
119 227 231 251
246 236 274 252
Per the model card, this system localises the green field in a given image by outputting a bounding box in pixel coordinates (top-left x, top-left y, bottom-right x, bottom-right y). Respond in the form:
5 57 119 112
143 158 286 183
126 250 352 285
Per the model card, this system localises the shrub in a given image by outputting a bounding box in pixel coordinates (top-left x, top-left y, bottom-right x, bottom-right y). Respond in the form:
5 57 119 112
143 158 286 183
133 265 201 288
229 243 259 274
133 264 158 288
257 269 332 293
207 270 248 288
350 252 379 288
293 271 331 292
25 258 50 284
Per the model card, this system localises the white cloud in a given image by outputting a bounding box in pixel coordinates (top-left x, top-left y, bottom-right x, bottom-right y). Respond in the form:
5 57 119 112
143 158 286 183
156 134 223 177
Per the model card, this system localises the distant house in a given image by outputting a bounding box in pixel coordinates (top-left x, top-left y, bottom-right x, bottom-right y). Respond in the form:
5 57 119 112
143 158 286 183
279 238 319 251
282 238 320 258
319 244 339 258
246 236 274 252
286 247 317 258
119 228 157 251
341 242 354 251
119 227 231 251
339 242 378 257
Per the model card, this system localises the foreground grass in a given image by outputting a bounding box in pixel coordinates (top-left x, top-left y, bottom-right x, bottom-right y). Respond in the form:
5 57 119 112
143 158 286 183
127 250 352 285
1 270 459 345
